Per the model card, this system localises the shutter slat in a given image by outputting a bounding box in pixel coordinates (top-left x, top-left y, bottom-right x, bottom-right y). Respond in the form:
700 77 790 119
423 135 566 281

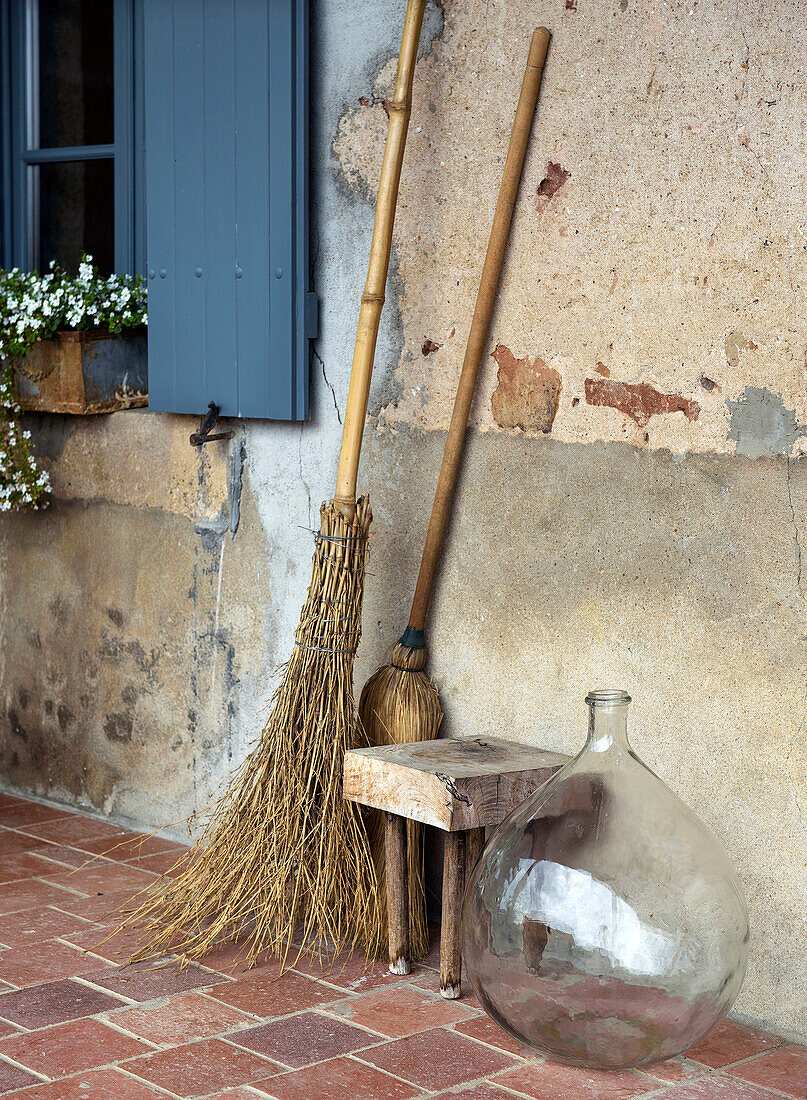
171 0 206 413
202 0 238 415
233 0 272 417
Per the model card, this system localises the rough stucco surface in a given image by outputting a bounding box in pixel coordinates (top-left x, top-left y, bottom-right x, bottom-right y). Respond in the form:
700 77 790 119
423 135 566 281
357 430 807 1040
0 0 804 1044
335 0 807 457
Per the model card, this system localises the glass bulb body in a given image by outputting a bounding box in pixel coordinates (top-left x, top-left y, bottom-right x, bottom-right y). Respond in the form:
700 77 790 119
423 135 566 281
462 690 749 1069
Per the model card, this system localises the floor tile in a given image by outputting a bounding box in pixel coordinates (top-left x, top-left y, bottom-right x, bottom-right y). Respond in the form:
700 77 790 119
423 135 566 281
407 968 482 1009
729 1045 807 1099
261 1055 420 1099
0 855 68 887
0 806 74 829
112 991 255 1046
15 819 127 846
292 951 417 994
328 985 476 1038
686 1020 785 1069
58 923 152 966
28 846 104 871
202 1091 269 1100
0 882 80 918
0 907 95 949
0 1017 150 1077
73 835 184 863
0 1059 40 1094
128 850 189 876
40 864 157 898
195 941 284 979
429 1085 527 1100
638 1058 713 1083
0 837 51 861
358 1029 518 1091
661 1078 787 1099
4 1067 172 1097
452 1013 540 1057
85 960 228 1003
493 1060 658 1099
51 889 139 923
206 970 339 1017
0 979 125 1028
0 941 110 987
230 1011 385 1068
124 1037 281 1097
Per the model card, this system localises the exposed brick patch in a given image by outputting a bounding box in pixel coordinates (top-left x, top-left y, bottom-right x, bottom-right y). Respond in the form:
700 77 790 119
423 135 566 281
536 161 571 203
491 345 562 432
584 377 701 429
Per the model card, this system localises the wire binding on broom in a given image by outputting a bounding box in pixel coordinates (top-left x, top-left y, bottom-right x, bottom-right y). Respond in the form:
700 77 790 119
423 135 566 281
124 497 383 972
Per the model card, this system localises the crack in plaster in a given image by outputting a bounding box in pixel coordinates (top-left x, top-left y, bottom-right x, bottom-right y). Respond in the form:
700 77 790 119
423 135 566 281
313 346 342 425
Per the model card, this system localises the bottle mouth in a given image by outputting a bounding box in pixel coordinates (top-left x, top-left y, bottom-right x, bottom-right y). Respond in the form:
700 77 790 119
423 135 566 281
585 687 632 707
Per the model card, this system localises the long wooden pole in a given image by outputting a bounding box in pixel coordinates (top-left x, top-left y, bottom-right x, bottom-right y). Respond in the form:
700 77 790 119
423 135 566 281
407 28 550 632
334 0 427 518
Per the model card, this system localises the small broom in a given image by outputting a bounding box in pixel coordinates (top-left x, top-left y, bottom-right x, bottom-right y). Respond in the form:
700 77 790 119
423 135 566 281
359 27 552 964
125 0 428 970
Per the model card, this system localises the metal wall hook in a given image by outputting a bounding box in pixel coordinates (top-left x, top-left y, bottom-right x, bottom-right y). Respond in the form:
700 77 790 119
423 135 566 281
190 402 235 446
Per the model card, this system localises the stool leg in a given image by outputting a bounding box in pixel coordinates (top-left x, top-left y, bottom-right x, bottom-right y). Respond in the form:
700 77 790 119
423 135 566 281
466 826 486 878
384 812 410 975
440 830 465 999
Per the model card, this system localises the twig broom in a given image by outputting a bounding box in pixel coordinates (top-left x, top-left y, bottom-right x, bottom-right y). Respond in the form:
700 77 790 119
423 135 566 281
125 0 428 970
359 27 551 963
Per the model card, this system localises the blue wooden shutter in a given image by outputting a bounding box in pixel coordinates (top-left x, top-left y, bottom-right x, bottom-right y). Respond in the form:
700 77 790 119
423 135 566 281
143 0 312 420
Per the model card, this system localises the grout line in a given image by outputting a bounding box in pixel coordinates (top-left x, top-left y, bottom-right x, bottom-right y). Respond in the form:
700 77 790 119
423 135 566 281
0 1051 50 1083
708 1044 790 1071
69 973 139 1004
112 1062 185 1098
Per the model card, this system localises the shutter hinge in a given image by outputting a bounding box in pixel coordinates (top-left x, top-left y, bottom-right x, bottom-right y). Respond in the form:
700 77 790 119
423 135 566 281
305 293 319 339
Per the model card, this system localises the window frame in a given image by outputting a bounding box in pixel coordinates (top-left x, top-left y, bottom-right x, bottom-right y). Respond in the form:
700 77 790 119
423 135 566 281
0 0 144 274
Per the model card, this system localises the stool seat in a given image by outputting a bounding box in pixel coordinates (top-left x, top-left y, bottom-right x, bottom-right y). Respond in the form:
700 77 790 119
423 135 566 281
343 735 569 998
343 735 568 831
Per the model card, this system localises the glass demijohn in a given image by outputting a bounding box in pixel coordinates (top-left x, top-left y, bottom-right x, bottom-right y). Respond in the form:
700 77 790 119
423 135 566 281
462 689 749 1069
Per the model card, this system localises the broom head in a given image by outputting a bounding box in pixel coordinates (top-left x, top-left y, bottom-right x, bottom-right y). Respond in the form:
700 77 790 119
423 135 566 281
123 497 383 972
359 637 442 959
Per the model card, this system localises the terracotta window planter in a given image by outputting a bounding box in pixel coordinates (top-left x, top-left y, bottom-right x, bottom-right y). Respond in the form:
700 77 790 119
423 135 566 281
12 327 148 415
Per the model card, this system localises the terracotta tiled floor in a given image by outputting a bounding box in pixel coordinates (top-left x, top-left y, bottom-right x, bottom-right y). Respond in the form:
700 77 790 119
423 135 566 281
0 793 802 1099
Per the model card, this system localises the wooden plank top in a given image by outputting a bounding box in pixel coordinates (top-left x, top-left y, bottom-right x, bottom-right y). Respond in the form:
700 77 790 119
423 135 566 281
343 736 569 832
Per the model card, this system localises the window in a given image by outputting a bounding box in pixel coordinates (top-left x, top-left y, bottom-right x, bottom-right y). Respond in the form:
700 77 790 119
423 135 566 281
1 0 143 275
2 0 313 419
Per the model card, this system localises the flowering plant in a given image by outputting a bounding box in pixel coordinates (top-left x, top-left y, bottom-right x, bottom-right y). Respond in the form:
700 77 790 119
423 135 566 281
0 255 147 511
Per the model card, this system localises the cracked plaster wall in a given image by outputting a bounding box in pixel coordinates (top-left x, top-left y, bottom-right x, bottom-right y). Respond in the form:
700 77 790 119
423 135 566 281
336 0 807 458
0 0 804 1042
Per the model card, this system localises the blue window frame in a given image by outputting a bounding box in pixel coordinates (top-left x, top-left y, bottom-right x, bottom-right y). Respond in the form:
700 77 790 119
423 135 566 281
0 0 143 275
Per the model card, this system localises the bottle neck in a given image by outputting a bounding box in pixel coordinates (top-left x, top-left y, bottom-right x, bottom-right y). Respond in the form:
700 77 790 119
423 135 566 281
585 689 632 754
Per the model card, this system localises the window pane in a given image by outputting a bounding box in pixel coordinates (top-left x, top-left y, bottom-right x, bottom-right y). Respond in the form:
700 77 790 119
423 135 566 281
33 159 114 274
32 0 114 149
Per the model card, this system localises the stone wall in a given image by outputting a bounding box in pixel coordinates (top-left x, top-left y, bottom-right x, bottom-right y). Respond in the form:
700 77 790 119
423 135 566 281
0 0 805 1041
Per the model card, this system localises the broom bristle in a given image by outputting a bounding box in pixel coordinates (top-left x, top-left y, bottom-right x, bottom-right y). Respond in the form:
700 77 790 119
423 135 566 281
359 640 442 960
124 496 383 971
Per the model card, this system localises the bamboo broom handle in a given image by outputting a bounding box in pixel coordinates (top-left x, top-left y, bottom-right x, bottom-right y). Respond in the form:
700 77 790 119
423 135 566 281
334 0 427 519
407 28 551 634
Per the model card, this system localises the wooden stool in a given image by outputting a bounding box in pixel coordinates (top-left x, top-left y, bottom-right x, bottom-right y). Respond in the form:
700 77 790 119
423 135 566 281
343 736 568 998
